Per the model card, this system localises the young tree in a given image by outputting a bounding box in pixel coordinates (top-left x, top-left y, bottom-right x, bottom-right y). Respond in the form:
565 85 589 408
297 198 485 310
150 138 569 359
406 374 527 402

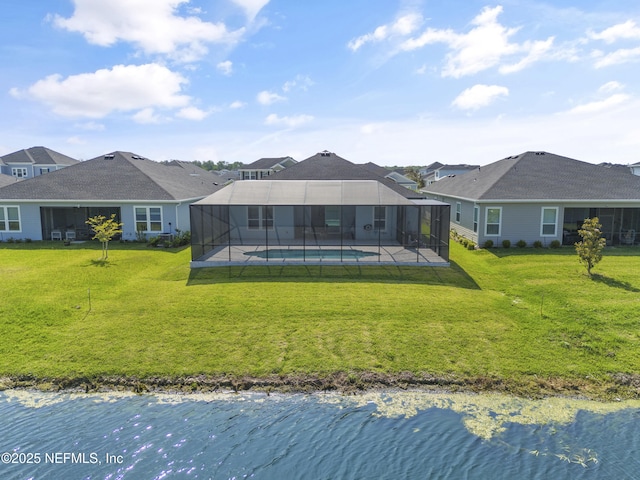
574 217 606 276
86 214 123 260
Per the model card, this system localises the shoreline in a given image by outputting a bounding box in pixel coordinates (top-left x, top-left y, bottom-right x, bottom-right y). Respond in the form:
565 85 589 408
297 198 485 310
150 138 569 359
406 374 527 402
2 372 639 401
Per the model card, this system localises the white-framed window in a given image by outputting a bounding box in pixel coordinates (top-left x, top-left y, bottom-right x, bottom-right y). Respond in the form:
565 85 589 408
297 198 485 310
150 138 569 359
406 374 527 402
455 202 461 223
0 206 21 232
373 206 387 231
473 206 479 233
39 167 50 174
541 207 558 236
243 171 258 180
135 206 162 232
11 167 28 178
485 207 501 236
247 206 273 230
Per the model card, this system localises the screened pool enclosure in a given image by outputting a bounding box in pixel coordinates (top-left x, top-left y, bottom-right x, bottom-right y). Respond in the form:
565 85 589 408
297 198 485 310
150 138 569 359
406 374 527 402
190 180 450 267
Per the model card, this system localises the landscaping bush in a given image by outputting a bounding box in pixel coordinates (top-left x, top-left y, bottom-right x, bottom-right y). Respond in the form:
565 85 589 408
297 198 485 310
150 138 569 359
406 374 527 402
533 240 543 248
483 239 494 249
549 240 561 249
170 229 191 247
466 242 476 250
516 240 527 248
502 239 511 249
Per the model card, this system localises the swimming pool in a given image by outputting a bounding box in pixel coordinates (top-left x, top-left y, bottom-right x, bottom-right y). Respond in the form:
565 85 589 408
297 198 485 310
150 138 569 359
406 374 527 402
243 248 380 259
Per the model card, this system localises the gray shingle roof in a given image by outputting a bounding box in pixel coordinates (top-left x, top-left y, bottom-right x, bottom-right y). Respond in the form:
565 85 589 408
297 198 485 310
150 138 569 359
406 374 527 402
269 151 425 198
423 151 640 200
0 146 79 166
0 151 223 201
0 174 17 187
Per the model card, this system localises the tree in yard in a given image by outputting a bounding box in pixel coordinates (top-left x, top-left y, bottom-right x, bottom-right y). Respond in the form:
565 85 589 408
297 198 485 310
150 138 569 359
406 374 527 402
574 217 606 276
86 214 123 260
404 167 425 189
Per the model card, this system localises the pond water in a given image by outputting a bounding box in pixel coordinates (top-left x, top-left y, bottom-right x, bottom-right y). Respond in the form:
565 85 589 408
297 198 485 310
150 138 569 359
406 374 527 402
1 390 639 479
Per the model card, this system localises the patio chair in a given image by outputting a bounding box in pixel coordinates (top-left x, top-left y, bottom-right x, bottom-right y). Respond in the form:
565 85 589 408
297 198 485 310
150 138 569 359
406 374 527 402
51 230 62 241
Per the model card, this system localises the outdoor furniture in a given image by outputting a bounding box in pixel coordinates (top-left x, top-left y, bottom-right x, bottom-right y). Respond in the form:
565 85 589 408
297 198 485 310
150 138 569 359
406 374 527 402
65 230 76 241
51 230 62 241
622 229 636 245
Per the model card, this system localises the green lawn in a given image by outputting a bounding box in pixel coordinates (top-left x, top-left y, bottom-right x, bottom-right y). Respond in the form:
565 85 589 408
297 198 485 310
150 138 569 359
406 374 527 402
1 240 639 397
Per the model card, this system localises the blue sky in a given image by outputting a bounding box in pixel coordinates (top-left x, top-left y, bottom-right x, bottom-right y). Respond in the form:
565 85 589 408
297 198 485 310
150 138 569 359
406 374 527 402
2 0 640 166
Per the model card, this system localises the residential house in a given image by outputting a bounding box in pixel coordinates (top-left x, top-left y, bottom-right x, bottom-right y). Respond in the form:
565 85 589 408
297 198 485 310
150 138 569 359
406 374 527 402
0 151 223 241
361 162 419 191
0 146 79 179
268 150 425 199
429 164 478 184
423 151 640 247
238 156 297 180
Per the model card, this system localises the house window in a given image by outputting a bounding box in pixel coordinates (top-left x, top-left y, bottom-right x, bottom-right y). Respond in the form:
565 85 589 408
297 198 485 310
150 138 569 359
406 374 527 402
541 207 558 236
473 206 479 233
39 167 50 174
12 168 28 178
455 202 461 223
247 206 273 230
0 206 21 231
485 207 501 236
373 206 387 231
135 206 162 232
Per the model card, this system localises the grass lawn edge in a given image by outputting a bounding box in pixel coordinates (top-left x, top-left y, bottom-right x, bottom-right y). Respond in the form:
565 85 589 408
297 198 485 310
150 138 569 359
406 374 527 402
2 371 639 401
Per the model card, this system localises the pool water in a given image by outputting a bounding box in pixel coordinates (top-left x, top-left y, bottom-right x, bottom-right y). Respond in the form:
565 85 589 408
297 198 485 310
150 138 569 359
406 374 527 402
243 248 380 259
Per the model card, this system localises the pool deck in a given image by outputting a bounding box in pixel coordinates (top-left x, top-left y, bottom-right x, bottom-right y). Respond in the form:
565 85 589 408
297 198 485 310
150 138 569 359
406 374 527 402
191 244 449 267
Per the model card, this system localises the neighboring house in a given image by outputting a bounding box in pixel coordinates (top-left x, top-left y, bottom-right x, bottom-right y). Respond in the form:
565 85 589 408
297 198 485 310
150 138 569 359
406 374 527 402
0 146 79 179
238 156 297 180
423 151 640 247
430 164 478 183
630 162 640 176
0 151 223 241
361 162 418 191
190 179 450 267
268 150 425 199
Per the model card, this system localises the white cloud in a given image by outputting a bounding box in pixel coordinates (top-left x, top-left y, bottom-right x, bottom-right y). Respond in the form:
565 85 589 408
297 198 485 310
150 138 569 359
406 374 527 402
231 0 270 21
594 46 640 68
176 106 210 120
133 108 164 124
400 6 554 78
216 60 233 76
452 84 509 110
282 75 314 92
589 20 640 44
565 93 630 115
599 81 624 93
499 37 555 74
52 0 243 62
257 90 286 105
348 12 423 51
11 63 191 118
229 100 247 109
264 114 313 127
